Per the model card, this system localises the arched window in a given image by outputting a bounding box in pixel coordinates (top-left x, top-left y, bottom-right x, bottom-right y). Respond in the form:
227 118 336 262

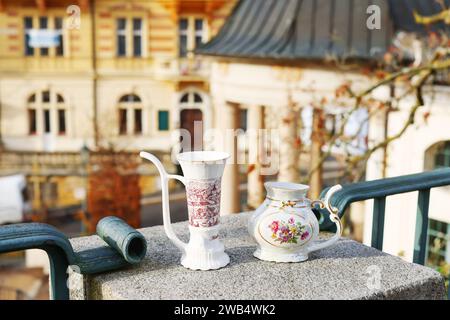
179 91 203 106
42 90 50 103
193 93 202 103
180 93 189 103
119 94 141 103
434 141 450 168
26 91 66 135
27 94 37 135
423 140 450 269
118 94 143 135
56 94 66 135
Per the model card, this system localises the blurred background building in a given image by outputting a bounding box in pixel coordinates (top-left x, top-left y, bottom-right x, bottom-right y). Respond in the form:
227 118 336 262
0 0 236 223
0 0 237 299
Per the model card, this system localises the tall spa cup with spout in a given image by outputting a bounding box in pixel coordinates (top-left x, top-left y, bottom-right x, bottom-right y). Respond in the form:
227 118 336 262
140 151 230 270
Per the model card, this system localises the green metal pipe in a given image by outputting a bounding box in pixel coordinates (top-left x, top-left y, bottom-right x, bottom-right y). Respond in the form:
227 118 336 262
96 216 147 264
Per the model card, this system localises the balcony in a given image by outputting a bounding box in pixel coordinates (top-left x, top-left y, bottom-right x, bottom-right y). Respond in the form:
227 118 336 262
153 56 210 82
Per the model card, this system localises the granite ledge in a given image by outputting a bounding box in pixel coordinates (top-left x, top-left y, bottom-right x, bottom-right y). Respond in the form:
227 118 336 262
69 213 446 300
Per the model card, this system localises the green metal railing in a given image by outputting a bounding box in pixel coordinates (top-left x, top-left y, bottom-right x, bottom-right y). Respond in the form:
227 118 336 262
0 217 147 300
317 167 450 298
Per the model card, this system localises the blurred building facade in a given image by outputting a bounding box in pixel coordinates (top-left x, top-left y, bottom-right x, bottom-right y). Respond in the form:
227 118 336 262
0 0 236 152
0 0 237 282
0 0 237 211
197 0 389 214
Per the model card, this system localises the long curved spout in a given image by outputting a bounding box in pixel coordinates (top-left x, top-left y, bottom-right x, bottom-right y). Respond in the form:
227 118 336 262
140 151 187 253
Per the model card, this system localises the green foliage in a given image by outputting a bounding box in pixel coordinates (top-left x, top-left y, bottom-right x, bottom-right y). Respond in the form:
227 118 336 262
436 263 450 296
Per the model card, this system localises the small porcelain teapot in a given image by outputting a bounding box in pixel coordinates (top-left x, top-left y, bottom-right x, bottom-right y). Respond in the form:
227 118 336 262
248 182 342 262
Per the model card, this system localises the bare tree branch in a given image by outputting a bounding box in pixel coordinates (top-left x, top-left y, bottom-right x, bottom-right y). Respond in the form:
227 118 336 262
306 53 450 183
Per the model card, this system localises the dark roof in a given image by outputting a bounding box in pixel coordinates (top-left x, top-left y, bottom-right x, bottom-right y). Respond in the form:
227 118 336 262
197 0 450 61
389 0 450 33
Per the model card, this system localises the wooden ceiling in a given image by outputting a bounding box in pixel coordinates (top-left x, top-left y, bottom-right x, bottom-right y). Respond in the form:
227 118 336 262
157 0 227 21
0 0 90 12
0 0 227 16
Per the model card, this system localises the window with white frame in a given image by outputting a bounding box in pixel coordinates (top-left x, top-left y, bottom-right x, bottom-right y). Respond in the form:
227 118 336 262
116 17 144 57
24 17 34 56
427 219 450 267
239 109 248 132
116 18 127 57
28 94 37 134
27 90 67 136
178 17 207 57
54 17 64 56
132 18 143 57
118 94 143 135
56 94 66 134
434 141 450 168
23 16 65 57
39 17 49 56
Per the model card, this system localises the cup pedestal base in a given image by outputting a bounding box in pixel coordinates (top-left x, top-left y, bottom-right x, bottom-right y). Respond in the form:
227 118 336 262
180 225 230 271
181 250 230 271
253 248 309 263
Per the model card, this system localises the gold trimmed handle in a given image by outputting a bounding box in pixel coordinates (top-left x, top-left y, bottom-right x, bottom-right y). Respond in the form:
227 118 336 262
308 184 343 254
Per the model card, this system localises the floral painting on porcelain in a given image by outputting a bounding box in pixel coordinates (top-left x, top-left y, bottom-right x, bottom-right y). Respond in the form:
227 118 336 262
269 217 310 244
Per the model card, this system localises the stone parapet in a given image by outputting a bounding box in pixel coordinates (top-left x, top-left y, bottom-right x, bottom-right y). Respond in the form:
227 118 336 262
69 213 446 300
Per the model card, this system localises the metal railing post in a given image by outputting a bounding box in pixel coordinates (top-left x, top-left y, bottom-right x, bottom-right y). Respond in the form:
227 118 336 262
45 246 70 300
413 189 430 265
371 197 386 251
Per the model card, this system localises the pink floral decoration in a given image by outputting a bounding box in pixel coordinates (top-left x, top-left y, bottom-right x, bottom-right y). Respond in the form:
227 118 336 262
186 178 221 227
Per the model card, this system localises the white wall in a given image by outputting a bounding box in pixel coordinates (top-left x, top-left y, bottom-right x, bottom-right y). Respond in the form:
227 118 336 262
210 62 370 108
0 76 189 153
95 78 175 152
209 61 371 156
0 77 94 151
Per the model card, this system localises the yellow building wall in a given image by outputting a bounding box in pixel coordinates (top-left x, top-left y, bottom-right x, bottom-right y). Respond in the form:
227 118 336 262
26 174 162 209
139 175 157 195
0 4 93 74
50 176 85 207
0 0 237 149
0 0 237 208
209 0 236 36
27 175 84 209
0 0 236 72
